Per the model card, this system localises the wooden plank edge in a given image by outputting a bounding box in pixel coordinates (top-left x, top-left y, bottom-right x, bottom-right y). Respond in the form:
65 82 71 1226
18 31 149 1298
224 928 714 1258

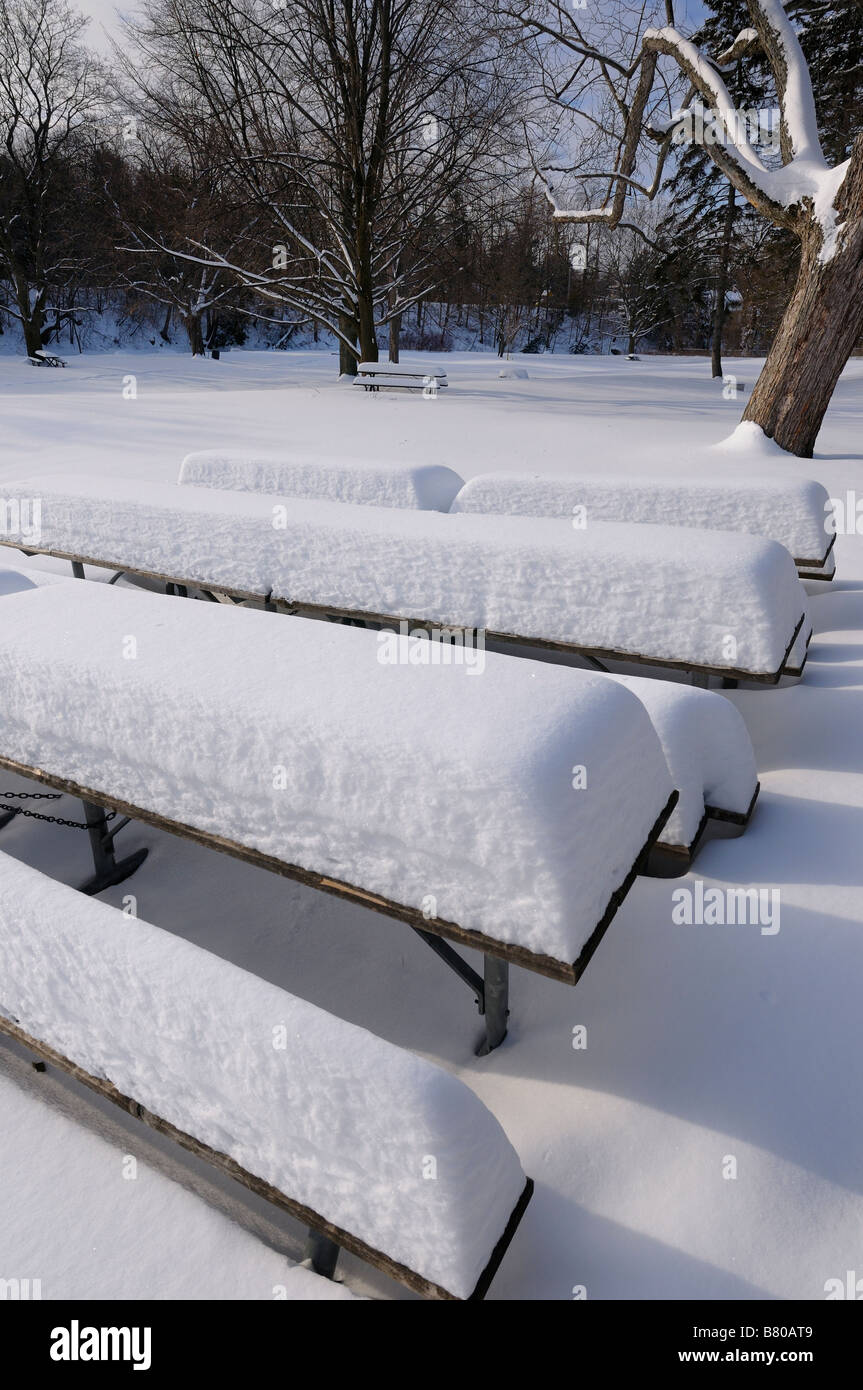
276 606 807 686
569 789 679 984
468 1177 534 1301
793 530 836 571
0 759 676 990
705 781 761 830
646 782 760 878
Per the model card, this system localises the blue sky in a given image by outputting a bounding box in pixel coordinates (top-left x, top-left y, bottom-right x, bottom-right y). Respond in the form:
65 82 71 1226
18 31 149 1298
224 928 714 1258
77 0 713 53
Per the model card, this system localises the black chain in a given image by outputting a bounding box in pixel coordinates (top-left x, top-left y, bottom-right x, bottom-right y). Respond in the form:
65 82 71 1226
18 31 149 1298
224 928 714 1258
0 792 116 831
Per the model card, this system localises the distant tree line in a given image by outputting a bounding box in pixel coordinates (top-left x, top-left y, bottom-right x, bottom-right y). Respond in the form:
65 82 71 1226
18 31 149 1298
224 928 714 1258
1 0 861 400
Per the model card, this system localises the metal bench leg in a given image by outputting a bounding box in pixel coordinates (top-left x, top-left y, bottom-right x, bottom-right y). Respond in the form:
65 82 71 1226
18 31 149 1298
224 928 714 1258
71 561 85 580
303 1229 340 1280
477 956 509 1057
412 929 510 1056
79 801 148 896
721 677 739 689
0 810 16 830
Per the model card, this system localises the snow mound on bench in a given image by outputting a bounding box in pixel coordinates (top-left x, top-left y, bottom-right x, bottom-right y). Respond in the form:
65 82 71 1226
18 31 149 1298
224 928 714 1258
607 677 758 849
450 471 833 567
179 451 463 512
1 475 807 676
0 583 673 966
0 851 525 1299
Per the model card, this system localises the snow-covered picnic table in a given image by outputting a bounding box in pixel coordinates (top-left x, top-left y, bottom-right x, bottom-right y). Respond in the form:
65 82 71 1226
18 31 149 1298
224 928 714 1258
353 361 448 392
0 581 678 1004
0 474 810 681
177 454 834 579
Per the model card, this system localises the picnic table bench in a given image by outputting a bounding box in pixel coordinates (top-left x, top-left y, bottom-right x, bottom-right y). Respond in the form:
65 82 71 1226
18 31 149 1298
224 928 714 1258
0 849 532 1300
353 361 448 392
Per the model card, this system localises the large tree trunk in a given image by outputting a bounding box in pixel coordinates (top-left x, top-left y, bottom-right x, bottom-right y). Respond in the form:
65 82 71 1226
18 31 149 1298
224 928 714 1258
13 272 45 357
388 311 401 363
353 217 379 365
356 277 378 364
21 314 43 358
711 181 736 379
338 309 360 376
182 313 205 356
743 141 863 456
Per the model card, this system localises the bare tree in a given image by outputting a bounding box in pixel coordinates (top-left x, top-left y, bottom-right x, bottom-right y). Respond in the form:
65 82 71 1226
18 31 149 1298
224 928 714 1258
513 0 863 456
0 0 103 357
118 0 519 374
104 122 256 354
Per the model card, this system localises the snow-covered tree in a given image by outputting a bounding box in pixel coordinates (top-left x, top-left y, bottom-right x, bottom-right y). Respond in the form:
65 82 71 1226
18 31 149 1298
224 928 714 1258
516 0 863 456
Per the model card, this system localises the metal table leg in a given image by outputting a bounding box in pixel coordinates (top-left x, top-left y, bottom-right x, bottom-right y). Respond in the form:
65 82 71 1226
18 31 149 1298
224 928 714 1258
303 1229 340 1280
78 801 148 896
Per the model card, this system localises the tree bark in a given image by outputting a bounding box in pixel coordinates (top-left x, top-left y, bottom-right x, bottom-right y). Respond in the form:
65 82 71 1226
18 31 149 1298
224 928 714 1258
711 181 736 379
12 269 46 357
743 139 863 456
388 311 401 363
22 314 44 358
354 217 379 364
338 309 360 375
182 313 205 356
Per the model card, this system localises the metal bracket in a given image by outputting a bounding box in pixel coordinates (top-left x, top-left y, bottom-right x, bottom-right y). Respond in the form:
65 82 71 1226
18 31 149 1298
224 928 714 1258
78 801 148 896
580 653 610 673
412 929 509 1055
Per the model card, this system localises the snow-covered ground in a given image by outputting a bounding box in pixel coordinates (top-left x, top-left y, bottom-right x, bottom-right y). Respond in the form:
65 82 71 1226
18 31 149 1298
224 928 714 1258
1 348 861 1300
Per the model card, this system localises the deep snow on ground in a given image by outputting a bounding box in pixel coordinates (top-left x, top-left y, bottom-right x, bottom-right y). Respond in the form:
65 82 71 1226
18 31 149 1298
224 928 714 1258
0 348 862 1300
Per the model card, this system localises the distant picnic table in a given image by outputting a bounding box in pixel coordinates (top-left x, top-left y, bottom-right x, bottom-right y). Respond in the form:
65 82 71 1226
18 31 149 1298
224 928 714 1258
353 361 448 392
